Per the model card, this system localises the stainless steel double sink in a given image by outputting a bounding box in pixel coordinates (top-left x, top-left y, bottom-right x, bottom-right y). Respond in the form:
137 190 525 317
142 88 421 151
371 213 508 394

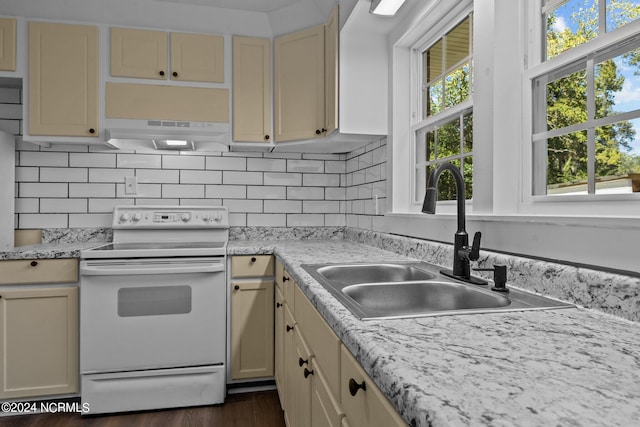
301 262 575 320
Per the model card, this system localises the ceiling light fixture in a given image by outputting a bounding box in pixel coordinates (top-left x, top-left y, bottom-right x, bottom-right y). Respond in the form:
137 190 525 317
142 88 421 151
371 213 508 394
370 0 407 16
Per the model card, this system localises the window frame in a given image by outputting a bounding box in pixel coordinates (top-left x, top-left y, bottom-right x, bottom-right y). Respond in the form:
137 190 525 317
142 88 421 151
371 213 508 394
410 9 475 207
522 0 640 213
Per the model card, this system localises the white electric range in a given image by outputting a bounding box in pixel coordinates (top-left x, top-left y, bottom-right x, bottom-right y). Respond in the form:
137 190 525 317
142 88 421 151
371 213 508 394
79 206 229 415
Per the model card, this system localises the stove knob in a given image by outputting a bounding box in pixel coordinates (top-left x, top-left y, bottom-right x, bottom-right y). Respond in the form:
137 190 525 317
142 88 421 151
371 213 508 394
181 213 191 222
119 213 131 222
132 213 142 222
202 214 212 222
213 213 223 222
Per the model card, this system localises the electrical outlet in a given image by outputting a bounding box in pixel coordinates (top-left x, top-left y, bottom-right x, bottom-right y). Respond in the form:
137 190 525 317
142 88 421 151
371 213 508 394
125 176 138 195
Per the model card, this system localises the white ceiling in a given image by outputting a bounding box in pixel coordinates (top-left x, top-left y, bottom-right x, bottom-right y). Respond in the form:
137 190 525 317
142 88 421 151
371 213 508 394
150 0 303 13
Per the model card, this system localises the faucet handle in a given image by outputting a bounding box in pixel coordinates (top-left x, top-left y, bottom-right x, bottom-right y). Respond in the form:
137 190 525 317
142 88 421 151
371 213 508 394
469 231 481 261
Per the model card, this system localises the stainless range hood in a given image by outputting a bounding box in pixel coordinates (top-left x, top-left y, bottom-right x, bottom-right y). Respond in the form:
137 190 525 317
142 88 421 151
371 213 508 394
105 119 230 152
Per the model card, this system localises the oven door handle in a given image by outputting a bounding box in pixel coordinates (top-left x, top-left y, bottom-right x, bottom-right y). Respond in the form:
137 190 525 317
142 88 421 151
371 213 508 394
80 263 225 276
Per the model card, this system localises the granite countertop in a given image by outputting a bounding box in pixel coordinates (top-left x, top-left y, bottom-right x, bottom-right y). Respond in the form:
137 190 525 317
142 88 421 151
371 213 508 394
0 241 108 260
229 240 640 427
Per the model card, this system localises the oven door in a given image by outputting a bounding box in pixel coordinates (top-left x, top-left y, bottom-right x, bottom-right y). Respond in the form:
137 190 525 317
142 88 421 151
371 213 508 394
80 257 226 374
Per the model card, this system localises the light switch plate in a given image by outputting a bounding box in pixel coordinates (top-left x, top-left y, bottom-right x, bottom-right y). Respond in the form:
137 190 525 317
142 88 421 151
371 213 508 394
125 176 138 194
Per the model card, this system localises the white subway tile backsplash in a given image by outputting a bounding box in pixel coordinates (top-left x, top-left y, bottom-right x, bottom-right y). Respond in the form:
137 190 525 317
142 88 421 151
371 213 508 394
358 151 373 169
89 168 134 183
325 214 346 226
358 184 373 200
40 167 88 183
229 213 247 226
264 200 302 214
302 153 342 161
69 153 116 168
325 161 346 174
135 198 179 206
20 214 68 228
303 174 339 187
247 214 287 227
206 156 246 171
0 103 22 119
264 172 302 186
117 154 162 169
116 183 162 198
287 187 324 200
137 169 180 183
247 158 286 172
15 198 39 213
325 187 346 200
372 181 386 198
287 214 324 226
0 87 21 103
303 200 339 213
20 152 68 167
69 213 112 228
69 183 116 198
180 170 222 184
365 165 382 183
0 119 20 135
20 183 68 198
287 159 324 173
89 198 134 213
180 199 222 207
40 198 87 213
15 167 39 182
206 185 247 199
346 158 358 173
162 184 205 198
223 199 263 213
41 144 89 153
163 155 205 170
223 171 262 185
247 186 286 200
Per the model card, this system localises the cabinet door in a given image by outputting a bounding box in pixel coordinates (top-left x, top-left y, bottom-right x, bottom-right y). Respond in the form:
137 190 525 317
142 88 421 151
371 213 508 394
324 4 339 135
111 27 168 79
0 18 16 71
233 36 271 143
294 331 313 427
283 305 297 427
171 32 224 83
29 22 99 137
312 367 345 427
0 286 78 399
274 25 325 142
274 285 285 406
230 280 274 379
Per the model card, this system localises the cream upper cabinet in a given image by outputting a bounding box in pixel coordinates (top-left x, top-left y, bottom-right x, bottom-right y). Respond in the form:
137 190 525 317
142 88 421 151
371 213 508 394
111 27 167 79
233 36 271 143
0 17 16 71
0 286 78 399
171 32 224 82
274 24 325 142
324 4 339 135
29 22 99 137
111 27 224 83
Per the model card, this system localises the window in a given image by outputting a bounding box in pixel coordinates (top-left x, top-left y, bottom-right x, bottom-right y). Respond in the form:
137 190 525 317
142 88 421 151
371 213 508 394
413 14 473 203
531 0 640 196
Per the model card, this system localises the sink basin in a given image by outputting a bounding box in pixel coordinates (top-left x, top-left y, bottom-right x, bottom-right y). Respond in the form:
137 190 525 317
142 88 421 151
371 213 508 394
342 281 510 316
301 261 575 320
316 263 436 285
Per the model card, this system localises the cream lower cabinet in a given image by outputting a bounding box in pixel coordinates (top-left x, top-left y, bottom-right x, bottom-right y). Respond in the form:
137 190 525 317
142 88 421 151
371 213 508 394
0 18 16 71
0 286 79 399
275 258 406 427
230 255 275 380
29 22 99 137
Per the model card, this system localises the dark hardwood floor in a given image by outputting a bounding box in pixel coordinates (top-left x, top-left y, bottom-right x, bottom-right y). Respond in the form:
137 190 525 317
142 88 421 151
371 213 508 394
0 391 285 427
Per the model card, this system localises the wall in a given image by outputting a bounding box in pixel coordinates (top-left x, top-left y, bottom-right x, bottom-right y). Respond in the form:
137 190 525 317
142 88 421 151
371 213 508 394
1 87 387 230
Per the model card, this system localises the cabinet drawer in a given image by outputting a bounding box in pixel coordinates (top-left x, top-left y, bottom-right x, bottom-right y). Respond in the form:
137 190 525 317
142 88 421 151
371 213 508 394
231 255 274 278
295 285 341 400
0 259 78 285
340 345 406 427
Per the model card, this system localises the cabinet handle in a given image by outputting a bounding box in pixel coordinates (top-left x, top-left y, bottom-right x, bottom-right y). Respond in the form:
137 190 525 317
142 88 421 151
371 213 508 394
30 260 38 267
172 71 178 77
250 257 257 263
298 357 308 367
234 285 240 291
286 325 294 332
264 135 270 141
276 302 282 308
304 368 314 378
321 128 327 133
159 70 165 76
89 128 95 134
348 378 366 396
283 276 290 282
315 129 321 135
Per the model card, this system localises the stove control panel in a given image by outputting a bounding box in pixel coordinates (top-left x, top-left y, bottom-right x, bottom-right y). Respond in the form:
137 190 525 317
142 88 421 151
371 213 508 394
113 206 228 228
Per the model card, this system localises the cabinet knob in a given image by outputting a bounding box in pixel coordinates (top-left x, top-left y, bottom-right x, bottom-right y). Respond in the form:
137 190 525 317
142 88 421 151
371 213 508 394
250 257 257 263
234 285 240 291
276 302 282 308
264 135 270 141
89 128 95 134
286 325 294 332
304 368 314 378
321 128 327 133
348 378 366 396
172 71 178 77
30 260 38 267
315 129 321 135
159 70 165 76
298 357 308 367
283 276 290 282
